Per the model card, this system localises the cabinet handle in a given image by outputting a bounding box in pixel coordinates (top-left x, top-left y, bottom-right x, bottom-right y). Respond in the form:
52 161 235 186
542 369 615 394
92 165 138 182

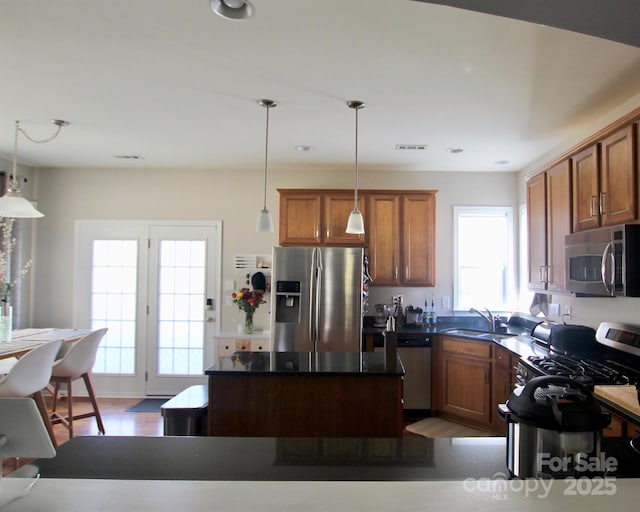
394 266 398 280
599 192 607 214
405 266 409 280
316 226 320 239
589 195 597 217
546 266 551 284
538 266 545 283
326 227 330 239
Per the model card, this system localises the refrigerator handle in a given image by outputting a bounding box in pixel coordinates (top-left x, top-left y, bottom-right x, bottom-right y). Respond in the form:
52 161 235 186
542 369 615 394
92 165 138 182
314 249 324 347
309 248 317 343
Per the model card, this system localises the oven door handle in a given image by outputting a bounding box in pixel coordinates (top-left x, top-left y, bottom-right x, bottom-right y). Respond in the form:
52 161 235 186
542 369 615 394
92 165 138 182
601 242 615 296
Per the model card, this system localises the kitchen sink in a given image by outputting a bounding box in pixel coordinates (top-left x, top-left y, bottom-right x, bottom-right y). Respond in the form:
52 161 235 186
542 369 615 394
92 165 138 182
441 328 516 341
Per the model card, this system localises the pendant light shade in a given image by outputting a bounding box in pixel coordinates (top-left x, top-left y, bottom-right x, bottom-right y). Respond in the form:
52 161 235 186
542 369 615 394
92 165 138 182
256 207 274 232
256 99 276 233
0 120 67 218
0 191 44 218
345 100 365 235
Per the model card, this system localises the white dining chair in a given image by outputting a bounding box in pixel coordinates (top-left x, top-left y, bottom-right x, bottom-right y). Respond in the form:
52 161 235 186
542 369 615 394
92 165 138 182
0 339 63 447
49 328 107 438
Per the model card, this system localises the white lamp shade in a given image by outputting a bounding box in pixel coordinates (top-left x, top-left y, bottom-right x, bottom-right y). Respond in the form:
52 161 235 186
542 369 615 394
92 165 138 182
345 208 365 234
0 193 44 218
256 208 274 232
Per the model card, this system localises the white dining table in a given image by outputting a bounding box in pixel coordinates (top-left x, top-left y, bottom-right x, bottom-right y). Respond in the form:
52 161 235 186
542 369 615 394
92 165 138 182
0 328 91 363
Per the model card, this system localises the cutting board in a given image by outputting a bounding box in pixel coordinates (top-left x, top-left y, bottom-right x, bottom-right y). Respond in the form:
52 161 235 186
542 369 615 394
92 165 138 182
594 385 640 422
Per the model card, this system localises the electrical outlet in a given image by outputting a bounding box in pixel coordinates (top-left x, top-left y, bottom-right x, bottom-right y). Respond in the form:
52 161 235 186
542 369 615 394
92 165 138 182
441 296 451 308
550 303 560 316
564 304 572 319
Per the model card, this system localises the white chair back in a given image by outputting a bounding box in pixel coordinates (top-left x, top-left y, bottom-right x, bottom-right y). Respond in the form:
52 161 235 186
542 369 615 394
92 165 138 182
51 328 107 379
0 340 63 397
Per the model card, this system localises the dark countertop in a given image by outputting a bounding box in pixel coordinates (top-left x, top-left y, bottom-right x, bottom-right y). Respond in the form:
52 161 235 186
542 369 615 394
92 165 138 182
205 351 405 376
363 314 546 358
14 435 640 481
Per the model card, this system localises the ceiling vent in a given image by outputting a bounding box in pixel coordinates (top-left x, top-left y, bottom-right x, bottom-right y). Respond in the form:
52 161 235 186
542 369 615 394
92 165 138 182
395 144 427 150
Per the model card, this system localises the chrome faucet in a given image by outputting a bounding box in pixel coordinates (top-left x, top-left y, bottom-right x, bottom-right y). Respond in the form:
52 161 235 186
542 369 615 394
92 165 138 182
469 307 494 332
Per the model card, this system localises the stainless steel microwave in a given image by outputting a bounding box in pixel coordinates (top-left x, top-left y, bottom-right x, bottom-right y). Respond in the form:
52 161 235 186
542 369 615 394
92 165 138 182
565 224 640 297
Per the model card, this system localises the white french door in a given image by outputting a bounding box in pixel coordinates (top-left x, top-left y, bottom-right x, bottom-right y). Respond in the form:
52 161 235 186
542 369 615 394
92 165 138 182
145 226 217 395
74 221 221 397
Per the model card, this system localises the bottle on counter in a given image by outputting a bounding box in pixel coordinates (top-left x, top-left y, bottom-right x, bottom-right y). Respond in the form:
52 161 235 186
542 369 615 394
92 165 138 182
423 300 430 326
430 296 437 326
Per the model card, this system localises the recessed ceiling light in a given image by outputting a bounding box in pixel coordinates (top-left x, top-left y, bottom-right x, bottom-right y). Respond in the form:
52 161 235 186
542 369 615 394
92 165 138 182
395 144 427 150
114 155 143 160
295 145 316 152
445 147 464 154
210 0 254 20
494 160 510 165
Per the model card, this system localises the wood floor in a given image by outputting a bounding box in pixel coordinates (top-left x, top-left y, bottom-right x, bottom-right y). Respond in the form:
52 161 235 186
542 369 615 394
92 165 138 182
2 398 423 477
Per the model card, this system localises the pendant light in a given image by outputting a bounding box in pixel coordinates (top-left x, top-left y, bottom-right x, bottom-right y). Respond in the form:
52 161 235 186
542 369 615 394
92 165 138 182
256 99 276 233
0 119 68 218
345 100 365 234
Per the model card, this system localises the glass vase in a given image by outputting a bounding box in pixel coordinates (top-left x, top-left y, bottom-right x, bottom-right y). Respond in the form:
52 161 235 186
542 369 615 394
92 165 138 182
0 302 12 343
244 310 254 334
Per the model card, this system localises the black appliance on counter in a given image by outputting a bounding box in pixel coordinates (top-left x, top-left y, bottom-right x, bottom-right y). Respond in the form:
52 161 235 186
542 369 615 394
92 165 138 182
516 321 640 387
499 375 611 478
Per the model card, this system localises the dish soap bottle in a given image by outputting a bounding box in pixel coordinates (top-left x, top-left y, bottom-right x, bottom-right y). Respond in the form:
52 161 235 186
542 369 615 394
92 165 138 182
430 295 437 326
423 300 430 326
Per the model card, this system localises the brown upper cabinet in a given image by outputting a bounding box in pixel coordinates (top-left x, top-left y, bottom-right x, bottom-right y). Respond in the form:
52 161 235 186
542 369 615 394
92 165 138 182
572 125 637 232
356 192 436 287
526 160 571 292
278 189 437 287
278 190 365 247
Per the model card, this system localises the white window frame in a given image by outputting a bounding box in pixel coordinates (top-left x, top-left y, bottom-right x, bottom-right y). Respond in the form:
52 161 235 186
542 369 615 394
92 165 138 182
453 206 516 312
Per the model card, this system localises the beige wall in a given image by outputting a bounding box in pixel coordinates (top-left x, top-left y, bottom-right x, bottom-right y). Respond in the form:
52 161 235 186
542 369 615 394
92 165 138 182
30 167 518 332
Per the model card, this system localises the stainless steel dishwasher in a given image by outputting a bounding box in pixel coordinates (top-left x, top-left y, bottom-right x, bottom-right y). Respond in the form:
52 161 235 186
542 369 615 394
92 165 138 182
396 333 432 413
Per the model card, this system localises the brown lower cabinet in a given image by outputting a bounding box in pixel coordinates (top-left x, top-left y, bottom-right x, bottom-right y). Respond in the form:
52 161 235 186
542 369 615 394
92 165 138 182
432 335 517 435
602 409 640 438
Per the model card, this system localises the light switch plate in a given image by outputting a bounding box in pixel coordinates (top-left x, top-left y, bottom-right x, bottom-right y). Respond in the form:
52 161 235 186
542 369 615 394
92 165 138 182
224 279 235 291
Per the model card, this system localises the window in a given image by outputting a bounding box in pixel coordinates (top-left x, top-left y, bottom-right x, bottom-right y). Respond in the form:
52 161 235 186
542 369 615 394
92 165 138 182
91 240 138 374
453 206 515 311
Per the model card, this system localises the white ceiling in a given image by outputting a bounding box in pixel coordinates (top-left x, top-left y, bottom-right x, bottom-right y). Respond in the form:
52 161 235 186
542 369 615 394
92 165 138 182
1 0 640 173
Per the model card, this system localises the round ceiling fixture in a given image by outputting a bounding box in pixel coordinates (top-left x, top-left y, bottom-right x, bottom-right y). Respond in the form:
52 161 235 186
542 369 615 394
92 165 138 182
445 147 464 154
295 145 316 152
210 0 254 20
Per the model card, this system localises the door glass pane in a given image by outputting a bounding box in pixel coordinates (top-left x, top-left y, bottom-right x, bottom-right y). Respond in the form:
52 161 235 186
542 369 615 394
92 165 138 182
157 240 205 375
91 240 138 375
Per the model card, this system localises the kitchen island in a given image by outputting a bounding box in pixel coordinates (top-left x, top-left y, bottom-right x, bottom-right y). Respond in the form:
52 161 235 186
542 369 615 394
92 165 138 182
205 351 405 437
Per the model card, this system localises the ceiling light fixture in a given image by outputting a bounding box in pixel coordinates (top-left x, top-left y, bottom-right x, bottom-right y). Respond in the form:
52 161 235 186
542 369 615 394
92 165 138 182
0 119 69 218
256 99 276 233
345 100 365 235
445 147 464 154
210 0 254 20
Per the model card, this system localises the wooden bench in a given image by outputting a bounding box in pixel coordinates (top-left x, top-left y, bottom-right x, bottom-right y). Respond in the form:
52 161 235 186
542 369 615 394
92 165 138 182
160 384 208 436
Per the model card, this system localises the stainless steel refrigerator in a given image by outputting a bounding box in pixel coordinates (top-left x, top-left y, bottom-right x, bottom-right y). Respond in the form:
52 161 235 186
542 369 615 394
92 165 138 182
271 246 364 352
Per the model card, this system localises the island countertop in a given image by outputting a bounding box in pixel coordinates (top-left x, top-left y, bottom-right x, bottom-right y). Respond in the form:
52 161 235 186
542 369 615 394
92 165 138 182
205 351 405 376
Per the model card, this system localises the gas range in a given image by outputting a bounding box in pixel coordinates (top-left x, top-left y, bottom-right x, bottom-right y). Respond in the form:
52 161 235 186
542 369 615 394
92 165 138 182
517 321 640 387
